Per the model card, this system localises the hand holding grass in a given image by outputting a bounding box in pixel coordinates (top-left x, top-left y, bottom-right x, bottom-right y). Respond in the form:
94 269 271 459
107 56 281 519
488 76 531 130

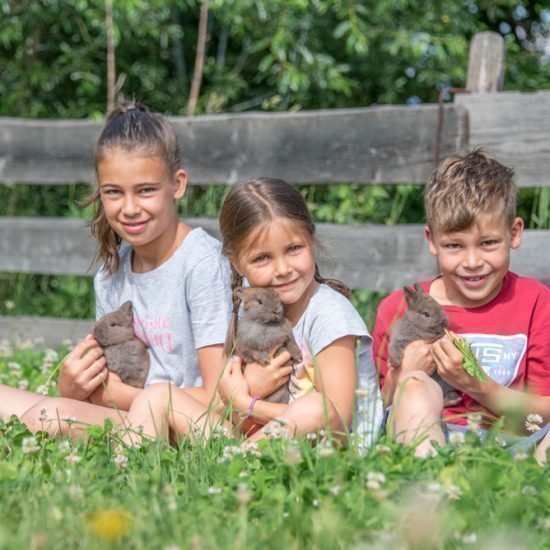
444 329 488 383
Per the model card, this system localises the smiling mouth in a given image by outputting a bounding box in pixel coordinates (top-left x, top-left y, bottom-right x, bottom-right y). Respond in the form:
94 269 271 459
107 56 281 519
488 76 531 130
460 274 488 283
275 279 297 289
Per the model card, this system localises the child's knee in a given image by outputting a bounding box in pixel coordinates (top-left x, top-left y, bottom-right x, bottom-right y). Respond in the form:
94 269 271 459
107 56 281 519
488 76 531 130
293 392 340 428
395 370 444 409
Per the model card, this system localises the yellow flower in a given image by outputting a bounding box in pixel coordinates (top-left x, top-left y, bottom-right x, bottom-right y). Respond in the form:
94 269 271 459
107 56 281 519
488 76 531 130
88 508 132 541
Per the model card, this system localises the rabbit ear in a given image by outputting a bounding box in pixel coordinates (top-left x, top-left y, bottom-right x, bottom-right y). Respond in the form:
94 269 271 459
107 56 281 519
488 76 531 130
413 282 426 295
403 285 418 308
120 301 133 318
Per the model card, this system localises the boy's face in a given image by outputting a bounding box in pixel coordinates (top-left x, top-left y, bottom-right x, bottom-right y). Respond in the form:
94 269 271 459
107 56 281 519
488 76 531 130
425 214 523 308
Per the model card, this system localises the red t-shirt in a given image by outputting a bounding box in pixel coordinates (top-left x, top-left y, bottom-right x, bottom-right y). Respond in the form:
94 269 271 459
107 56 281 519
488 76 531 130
372 272 550 425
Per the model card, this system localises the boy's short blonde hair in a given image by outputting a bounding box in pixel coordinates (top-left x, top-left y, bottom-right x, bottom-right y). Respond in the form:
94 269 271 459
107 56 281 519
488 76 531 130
424 149 517 234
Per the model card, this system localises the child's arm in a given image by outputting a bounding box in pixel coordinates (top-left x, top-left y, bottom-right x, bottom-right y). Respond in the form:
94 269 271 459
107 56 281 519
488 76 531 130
57 336 108 401
243 351 294 399
432 335 550 427
184 344 227 406
87 371 141 411
219 336 357 431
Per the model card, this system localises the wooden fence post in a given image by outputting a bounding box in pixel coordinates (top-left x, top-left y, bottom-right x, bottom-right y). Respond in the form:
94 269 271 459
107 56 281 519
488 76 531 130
466 31 505 92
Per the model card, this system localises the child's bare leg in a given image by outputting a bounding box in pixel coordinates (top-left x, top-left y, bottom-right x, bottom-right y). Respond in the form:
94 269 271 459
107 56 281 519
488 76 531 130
122 383 231 446
20 397 125 439
534 428 550 466
246 392 343 444
0 385 45 421
390 370 445 457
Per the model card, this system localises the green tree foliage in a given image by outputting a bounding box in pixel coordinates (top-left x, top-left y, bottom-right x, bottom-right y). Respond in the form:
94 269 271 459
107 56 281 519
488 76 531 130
1 0 548 118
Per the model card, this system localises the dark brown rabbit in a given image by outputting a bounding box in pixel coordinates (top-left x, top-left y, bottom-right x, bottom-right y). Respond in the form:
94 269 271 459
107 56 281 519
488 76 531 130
93 301 150 388
233 287 303 404
388 283 460 405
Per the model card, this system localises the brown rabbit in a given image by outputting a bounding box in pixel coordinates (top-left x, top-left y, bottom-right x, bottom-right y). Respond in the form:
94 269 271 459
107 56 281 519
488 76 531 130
388 283 460 405
93 301 150 388
233 286 303 404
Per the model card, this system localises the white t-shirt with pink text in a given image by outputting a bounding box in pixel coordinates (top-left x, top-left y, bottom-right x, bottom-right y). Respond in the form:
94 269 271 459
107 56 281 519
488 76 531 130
94 228 232 388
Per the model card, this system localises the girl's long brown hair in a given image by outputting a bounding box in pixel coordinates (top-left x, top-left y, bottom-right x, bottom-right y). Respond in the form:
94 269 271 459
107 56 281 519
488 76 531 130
220 177 351 356
81 102 181 276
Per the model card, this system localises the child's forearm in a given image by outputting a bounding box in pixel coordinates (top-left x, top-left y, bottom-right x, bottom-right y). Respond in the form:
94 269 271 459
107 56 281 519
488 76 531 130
89 380 140 411
468 382 550 430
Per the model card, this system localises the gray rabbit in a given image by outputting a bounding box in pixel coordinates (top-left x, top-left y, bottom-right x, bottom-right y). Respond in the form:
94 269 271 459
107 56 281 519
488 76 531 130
234 286 303 404
388 283 460 406
93 300 151 388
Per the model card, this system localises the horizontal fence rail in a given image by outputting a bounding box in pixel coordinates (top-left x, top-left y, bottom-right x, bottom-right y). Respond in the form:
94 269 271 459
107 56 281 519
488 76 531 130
1 91 549 187
1 217 548 286
0 104 467 186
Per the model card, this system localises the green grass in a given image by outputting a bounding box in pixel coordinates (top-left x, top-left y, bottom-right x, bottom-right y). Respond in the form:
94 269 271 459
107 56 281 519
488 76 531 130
0 345 548 549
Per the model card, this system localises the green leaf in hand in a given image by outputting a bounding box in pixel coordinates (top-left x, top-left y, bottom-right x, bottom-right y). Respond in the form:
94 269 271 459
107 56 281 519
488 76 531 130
445 329 488 382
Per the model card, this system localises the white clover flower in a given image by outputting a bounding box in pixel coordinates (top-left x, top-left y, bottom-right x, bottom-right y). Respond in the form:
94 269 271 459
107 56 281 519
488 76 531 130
0 340 13 358
15 338 34 351
513 452 528 461
448 431 465 445
8 362 21 372
318 443 335 457
18 379 30 390
467 412 482 431
58 440 71 453
525 413 543 433
216 456 228 464
22 436 40 455
366 480 381 491
367 471 386 484
445 484 463 501
207 486 222 495
36 384 49 396
285 442 302 465
312 499 319 508
462 533 478 544
222 445 242 460
4 300 15 310
44 349 58 364
329 484 342 496
522 485 537 496
426 482 443 493
67 485 83 500
66 451 81 464
375 444 392 456
493 435 507 448
306 432 317 441
114 452 128 469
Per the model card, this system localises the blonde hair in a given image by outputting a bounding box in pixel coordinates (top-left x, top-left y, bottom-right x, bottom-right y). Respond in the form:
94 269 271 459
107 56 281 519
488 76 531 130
219 177 351 356
425 149 517 234
81 102 181 275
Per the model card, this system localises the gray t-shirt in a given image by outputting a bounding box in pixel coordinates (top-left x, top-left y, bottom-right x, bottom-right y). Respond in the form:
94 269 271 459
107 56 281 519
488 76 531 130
292 284 383 449
94 228 232 388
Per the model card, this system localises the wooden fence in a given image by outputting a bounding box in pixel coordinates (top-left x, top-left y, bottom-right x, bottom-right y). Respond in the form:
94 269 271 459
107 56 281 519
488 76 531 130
1 32 549 345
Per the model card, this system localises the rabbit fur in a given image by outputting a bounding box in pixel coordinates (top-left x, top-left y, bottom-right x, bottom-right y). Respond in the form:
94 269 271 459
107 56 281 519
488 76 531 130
93 300 150 388
388 283 460 405
233 286 303 404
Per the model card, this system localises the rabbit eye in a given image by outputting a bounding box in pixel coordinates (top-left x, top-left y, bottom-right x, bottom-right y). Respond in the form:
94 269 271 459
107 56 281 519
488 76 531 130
422 312 431 318
109 321 117 327
257 299 263 305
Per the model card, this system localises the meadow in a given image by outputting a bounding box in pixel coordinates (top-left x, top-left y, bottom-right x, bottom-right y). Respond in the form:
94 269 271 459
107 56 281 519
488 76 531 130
0 342 548 549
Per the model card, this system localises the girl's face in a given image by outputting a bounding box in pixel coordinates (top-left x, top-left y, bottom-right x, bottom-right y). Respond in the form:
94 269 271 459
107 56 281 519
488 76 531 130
234 218 317 315
97 148 187 254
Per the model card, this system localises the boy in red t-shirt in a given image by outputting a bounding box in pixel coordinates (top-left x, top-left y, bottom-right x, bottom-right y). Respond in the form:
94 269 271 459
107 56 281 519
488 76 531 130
373 149 550 458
